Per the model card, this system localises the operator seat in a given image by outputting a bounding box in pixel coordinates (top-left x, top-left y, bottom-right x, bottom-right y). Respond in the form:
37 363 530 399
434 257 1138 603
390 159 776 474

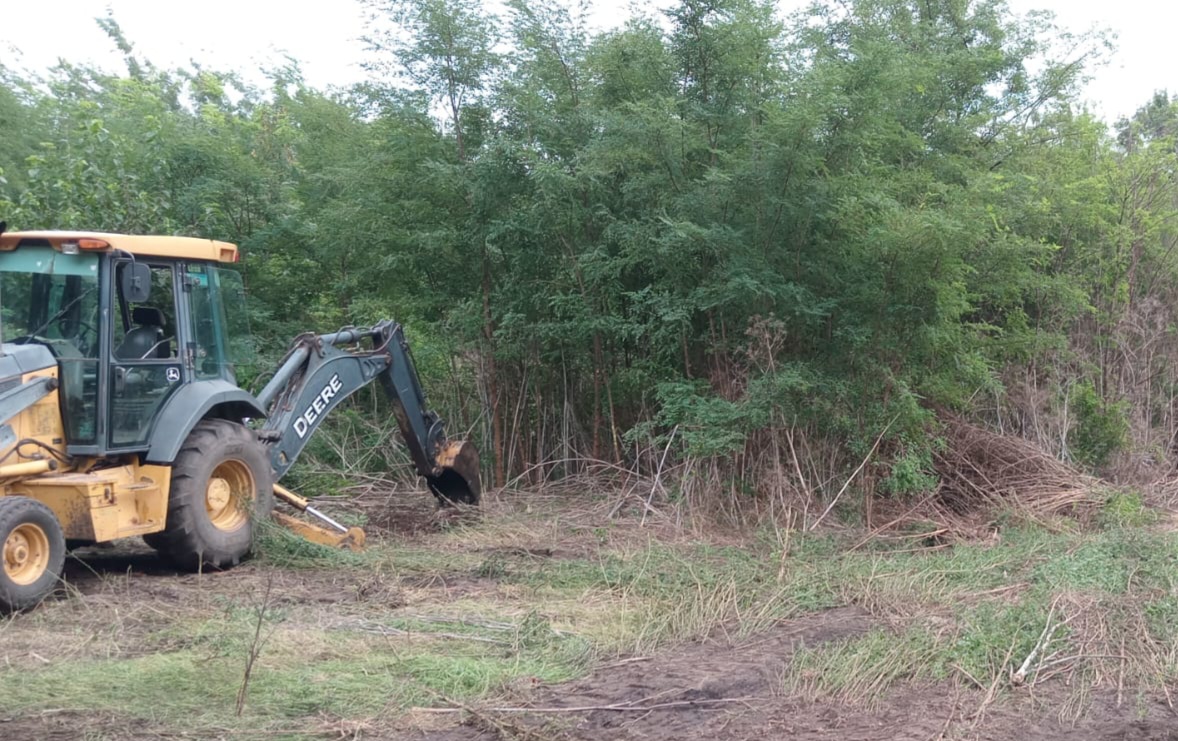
115 307 168 360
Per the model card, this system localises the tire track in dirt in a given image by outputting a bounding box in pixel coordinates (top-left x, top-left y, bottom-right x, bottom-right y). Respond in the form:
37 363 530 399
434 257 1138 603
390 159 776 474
402 605 1178 741
401 606 874 740
540 606 874 740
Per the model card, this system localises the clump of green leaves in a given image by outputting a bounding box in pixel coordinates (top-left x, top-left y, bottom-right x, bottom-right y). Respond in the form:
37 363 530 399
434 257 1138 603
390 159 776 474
882 444 940 497
253 518 366 569
1069 382 1129 469
1098 489 1156 529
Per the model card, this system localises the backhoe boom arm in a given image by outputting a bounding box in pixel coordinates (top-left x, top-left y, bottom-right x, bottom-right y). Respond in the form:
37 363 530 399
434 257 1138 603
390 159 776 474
257 321 480 504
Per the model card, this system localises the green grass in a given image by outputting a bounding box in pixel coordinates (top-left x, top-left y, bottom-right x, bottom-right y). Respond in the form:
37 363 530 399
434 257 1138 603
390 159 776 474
253 518 370 570
778 525 1178 714
785 627 947 705
0 602 591 738
0 645 581 732
3 498 1177 736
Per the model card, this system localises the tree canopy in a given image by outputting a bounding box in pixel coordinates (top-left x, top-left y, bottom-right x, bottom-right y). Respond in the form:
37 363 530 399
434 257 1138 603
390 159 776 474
3 1 1176 508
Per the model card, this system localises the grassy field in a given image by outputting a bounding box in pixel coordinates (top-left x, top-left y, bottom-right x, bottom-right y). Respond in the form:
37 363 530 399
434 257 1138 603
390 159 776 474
1 490 1177 739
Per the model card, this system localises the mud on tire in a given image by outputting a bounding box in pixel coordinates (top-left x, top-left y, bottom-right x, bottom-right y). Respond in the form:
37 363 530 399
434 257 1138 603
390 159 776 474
147 419 273 571
0 496 66 613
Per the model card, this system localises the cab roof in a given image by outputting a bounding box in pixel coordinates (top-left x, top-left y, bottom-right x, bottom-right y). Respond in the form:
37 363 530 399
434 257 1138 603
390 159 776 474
0 230 239 263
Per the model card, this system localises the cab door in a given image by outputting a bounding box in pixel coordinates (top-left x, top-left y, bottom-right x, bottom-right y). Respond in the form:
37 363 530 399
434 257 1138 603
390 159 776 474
107 260 186 449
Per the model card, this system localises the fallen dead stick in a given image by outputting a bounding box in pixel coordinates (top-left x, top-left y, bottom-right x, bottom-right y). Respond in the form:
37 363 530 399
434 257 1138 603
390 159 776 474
962 583 1028 600
810 415 898 531
412 697 760 714
396 613 575 637
395 614 518 631
1011 597 1078 686
1034 653 1128 674
971 637 1017 729
331 622 511 646
950 663 986 691
596 656 654 670
848 493 936 550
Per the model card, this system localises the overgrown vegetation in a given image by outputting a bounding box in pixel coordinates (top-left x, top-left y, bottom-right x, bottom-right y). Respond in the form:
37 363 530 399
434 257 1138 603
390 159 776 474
3 0 1177 516
2 493 1176 736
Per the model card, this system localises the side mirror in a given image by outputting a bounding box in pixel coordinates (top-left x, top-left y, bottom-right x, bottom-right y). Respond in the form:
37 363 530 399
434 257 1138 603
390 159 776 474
120 262 152 303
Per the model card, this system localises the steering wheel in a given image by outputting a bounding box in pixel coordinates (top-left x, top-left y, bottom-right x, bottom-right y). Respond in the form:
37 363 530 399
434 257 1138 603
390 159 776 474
61 318 99 357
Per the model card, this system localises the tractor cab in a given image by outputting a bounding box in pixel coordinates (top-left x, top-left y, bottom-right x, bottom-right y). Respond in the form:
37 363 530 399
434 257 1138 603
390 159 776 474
0 231 254 457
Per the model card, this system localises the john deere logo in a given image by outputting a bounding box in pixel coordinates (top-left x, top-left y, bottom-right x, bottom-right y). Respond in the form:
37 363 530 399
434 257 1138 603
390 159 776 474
165 367 181 383
293 374 344 439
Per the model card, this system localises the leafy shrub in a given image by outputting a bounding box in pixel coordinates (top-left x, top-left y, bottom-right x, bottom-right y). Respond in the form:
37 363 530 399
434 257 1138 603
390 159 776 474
1069 382 1129 469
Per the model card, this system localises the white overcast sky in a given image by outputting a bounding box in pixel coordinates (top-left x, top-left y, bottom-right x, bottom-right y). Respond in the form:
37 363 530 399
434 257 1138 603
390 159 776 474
1 0 1174 123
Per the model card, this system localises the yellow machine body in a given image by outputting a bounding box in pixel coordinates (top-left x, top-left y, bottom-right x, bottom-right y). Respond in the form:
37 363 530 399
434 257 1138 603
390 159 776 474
0 366 173 543
0 366 348 550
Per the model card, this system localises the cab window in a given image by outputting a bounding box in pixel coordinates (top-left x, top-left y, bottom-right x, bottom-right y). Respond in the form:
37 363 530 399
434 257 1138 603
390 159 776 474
112 263 177 360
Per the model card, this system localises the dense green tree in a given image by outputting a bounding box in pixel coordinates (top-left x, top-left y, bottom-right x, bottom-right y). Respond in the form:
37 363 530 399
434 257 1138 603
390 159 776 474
3 0 1176 510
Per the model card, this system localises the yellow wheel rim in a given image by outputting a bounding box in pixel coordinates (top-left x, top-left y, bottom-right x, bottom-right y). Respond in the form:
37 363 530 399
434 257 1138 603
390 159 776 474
205 460 255 532
4 522 50 586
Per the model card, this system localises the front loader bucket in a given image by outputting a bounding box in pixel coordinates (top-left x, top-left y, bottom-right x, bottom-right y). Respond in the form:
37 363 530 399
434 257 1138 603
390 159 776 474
428 440 481 505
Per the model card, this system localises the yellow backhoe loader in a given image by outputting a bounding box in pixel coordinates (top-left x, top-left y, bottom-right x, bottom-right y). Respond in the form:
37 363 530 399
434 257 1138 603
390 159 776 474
0 225 480 612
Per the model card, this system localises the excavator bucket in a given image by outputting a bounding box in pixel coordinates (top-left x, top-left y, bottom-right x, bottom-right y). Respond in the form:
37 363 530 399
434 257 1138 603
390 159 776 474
428 440 481 505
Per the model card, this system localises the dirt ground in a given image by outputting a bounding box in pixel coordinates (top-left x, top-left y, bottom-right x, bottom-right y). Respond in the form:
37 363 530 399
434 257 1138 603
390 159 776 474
3 492 1178 741
341 495 1178 741
7 611 1176 741
397 607 1178 741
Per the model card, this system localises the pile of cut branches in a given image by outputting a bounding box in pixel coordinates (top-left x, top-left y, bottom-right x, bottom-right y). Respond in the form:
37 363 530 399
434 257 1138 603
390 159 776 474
933 416 1104 520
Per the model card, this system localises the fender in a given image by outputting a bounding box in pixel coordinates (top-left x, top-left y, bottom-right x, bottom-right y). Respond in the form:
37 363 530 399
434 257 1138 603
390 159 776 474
144 379 267 464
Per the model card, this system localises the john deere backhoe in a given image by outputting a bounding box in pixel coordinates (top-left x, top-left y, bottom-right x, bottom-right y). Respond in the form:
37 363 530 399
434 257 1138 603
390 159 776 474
0 225 480 612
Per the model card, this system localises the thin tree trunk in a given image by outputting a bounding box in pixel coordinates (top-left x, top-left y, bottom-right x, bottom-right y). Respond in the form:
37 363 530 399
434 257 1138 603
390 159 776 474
483 249 504 488
534 373 544 484
606 351 622 464
592 331 603 461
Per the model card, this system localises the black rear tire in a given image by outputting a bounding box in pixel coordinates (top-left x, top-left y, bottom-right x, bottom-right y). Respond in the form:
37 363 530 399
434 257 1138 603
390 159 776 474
149 419 274 571
0 496 66 613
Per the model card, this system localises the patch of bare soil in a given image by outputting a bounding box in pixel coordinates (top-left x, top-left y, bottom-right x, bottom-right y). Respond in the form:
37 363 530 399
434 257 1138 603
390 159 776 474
15 540 404 646
401 608 1178 741
530 607 874 737
759 688 1178 741
0 709 332 741
350 486 455 536
0 710 181 741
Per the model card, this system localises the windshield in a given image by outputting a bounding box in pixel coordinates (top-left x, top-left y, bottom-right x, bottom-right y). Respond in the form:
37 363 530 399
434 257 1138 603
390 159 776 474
0 247 101 358
0 246 102 445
